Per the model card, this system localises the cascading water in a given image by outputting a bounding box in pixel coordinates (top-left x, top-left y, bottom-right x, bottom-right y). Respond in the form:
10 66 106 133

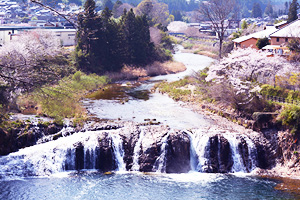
186 129 210 172
131 128 145 171
223 133 247 172
0 130 128 177
153 132 170 173
187 129 257 173
109 133 126 172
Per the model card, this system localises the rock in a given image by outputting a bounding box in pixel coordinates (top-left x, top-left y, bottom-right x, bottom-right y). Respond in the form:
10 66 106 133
166 131 191 173
96 134 117 172
204 135 233 173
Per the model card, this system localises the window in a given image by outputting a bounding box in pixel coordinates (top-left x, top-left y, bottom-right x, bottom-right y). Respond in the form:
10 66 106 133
276 38 280 42
285 38 288 42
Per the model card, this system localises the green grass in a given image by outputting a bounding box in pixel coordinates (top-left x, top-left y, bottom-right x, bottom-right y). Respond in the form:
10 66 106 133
31 71 108 121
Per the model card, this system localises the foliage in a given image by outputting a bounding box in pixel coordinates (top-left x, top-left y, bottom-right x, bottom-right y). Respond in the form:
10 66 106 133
135 0 174 26
264 1 273 17
206 48 297 88
251 2 263 18
288 38 300 53
75 1 171 73
241 20 248 29
287 0 299 23
279 105 300 134
31 72 108 120
0 30 71 108
256 37 270 49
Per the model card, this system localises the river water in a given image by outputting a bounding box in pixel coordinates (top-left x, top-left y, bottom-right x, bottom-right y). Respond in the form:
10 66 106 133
0 49 299 199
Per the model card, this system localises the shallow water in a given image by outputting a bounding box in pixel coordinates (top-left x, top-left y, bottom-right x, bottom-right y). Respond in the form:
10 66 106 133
83 50 214 129
0 172 298 200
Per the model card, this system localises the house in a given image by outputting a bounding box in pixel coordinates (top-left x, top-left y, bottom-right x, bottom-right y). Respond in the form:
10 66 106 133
0 26 76 46
232 26 278 49
269 19 300 46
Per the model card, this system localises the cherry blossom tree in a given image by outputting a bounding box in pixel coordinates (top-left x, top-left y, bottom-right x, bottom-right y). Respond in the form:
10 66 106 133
0 30 68 104
206 48 297 87
203 48 299 113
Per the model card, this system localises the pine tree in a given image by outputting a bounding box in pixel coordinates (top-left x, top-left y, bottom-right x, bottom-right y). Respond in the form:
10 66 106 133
252 3 263 18
288 0 299 23
75 0 99 72
264 1 273 18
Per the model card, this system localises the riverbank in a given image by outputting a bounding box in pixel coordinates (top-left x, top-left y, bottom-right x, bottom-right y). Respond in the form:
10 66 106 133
155 79 300 179
106 61 186 81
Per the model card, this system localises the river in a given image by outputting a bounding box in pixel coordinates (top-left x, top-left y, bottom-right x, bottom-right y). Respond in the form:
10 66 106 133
0 48 299 199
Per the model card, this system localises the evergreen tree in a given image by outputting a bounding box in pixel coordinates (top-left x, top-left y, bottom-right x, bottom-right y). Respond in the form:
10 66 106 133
288 0 299 23
264 1 273 17
241 20 248 29
252 3 263 18
102 0 114 10
285 1 289 15
75 0 99 72
98 7 125 71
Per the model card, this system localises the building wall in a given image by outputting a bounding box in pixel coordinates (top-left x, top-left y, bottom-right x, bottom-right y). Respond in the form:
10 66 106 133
270 37 289 45
234 38 258 49
54 30 76 46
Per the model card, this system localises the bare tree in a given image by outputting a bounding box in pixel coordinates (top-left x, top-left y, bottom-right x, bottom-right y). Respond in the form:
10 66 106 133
198 0 236 58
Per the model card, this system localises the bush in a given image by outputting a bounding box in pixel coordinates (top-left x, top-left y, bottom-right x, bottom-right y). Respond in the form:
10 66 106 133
279 105 300 134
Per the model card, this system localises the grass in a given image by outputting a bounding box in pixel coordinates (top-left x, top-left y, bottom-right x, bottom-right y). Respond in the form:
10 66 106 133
155 78 193 101
18 71 108 124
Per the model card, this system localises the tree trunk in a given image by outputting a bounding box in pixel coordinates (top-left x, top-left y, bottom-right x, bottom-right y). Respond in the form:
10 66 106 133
219 38 223 58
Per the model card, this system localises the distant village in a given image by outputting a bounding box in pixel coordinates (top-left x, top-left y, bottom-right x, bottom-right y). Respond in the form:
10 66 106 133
0 0 79 46
0 0 299 56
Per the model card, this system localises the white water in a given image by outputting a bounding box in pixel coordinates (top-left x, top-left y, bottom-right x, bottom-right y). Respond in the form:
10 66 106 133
186 129 257 173
131 128 145 171
153 132 170 173
0 130 128 177
186 130 210 172
109 133 126 172
223 133 247 173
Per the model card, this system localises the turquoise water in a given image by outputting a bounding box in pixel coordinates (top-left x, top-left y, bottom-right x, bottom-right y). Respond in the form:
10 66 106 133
0 172 297 200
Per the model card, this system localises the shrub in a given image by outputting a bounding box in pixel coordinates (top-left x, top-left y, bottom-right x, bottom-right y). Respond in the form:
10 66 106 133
279 105 300 134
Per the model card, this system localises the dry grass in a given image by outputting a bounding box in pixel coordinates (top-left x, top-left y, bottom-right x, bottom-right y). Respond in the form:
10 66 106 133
106 61 186 81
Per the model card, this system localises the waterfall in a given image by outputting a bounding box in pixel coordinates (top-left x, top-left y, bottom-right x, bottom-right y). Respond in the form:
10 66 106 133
223 134 246 172
153 132 170 173
109 133 126 172
0 131 128 177
186 129 257 173
186 130 210 172
131 128 145 171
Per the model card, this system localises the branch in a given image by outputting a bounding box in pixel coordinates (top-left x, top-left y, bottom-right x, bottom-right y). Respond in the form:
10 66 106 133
30 0 77 29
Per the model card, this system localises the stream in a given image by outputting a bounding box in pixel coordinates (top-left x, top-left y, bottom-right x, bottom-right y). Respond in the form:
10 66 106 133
0 48 299 199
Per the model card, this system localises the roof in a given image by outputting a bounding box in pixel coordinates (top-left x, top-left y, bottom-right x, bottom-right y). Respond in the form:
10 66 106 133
233 27 277 43
274 20 288 28
270 19 300 38
262 45 281 50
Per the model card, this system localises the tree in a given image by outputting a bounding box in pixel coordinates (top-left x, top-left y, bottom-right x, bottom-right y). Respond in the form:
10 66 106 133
288 0 299 23
0 31 68 107
135 0 173 26
206 48 297 89
102 0 114 10
75 0 99 72
241 20 248 29
198 0 236 58
264 1 273 17
256 37 270 49
252 3 262 18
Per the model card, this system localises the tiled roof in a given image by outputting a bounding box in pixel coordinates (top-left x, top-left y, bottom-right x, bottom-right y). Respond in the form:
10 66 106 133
233 27 277 43
270 19 300 38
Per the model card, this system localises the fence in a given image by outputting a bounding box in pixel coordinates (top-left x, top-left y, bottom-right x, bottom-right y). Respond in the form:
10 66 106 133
265 95 300 106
